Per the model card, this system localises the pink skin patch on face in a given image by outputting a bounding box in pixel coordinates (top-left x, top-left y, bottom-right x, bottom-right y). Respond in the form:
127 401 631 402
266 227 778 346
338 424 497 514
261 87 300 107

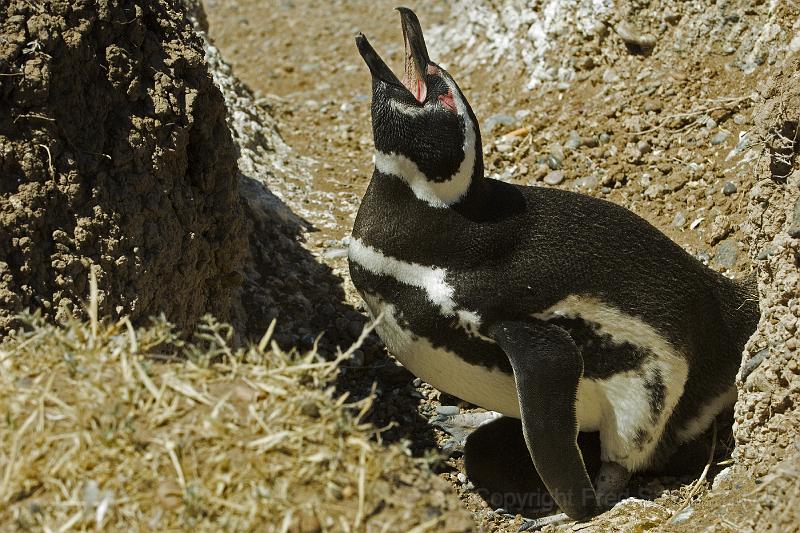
438 89 457 113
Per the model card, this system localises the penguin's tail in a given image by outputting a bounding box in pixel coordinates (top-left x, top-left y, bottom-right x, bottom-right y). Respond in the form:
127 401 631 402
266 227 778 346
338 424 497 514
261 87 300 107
715 271 760 354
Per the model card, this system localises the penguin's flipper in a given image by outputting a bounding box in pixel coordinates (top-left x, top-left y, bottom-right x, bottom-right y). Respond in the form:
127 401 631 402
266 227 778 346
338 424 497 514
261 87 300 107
490 320 598 521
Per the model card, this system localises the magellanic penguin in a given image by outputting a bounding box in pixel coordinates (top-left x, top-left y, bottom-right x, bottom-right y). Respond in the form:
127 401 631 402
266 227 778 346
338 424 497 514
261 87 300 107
349 7 759 525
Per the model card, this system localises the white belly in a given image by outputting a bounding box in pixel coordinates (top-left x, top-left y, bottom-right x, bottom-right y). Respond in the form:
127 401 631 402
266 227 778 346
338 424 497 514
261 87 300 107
361 292 691 472
365 294 521 416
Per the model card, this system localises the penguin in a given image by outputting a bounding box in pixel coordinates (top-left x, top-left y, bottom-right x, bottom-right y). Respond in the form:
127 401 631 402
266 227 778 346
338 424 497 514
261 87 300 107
349 7 759 526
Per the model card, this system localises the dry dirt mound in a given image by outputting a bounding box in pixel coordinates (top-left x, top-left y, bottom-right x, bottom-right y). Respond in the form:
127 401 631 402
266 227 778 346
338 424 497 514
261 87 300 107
0 0 245 334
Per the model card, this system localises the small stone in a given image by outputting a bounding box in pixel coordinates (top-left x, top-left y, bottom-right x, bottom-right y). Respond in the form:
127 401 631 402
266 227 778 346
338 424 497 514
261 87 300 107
565 131 582 150
697 251 711 264
614 21 657 51
599 132 612 144
705 117 717 129
603 68 620 83
483 113 515 132
495 142 512 154
544 171 565 185
582 136 599 148
733 113 747 125
436 405 460 416
788 199 800 238
711 130 731 145
643 99 663 113
457 473 467 483
672 212 686 227
722 181 738 196
576 175 600 190
644 184 662 198
714 239 738 269
413 377 423 387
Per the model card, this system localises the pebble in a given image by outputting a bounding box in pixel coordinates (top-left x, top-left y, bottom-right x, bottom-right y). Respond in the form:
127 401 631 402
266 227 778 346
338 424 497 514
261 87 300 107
722 181 738 195
733 113 748 125
495 142 512 154
544 171 565 185
697 251 711 264
672 211 686 227
582 136 599 148
457 473 467 483
714 239 738 269
603 68 620 83
413 377 423 387
637 140 651 155
436 405 460 416
599 132 612 144
712 466 734 491
614 21 657 51
565 131 582 150
483 114 515 132
710 130 731 145
788 199 800 237
575 175 600 190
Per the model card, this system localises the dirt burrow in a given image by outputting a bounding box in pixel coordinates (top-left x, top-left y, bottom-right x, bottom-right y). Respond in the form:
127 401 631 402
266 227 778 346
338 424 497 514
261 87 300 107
0 0 246 334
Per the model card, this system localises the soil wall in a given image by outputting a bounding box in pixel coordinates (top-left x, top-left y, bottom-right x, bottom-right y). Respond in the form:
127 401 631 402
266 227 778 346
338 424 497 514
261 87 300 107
0 0 246 334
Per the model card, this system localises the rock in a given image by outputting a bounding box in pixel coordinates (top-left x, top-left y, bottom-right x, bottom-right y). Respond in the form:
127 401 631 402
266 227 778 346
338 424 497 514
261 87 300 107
644 184 663 198
603 68 620 83
436 405 460 416
711 130 731 145
788 198 800 238
544 171 565 185
547 145 564 169
456 473 467 483
614 21 657 52
576 175 600 190
483 113 515 132
582 136 599 148
733 113 748 125
714 239 738 269
712 466 734 490
672 212 686 228
599 132 612 144
637 140 651 155
722 181 738 195
565 130 582 150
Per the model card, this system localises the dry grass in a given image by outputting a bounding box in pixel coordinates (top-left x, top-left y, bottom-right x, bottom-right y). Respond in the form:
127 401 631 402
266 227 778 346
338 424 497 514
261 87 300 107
0 311 467 532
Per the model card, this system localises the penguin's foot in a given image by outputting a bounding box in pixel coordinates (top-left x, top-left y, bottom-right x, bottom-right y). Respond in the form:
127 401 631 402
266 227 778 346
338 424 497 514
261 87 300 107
516 512 572 531
429 410 502 454
594 461 632 509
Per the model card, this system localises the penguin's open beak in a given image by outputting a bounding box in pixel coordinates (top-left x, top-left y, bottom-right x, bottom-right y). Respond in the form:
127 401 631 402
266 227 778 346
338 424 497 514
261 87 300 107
356 7 430 103
356 33 404 88
398 7 429 103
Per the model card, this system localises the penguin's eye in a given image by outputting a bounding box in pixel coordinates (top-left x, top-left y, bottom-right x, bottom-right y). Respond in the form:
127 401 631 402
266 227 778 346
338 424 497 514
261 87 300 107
438 89 457 113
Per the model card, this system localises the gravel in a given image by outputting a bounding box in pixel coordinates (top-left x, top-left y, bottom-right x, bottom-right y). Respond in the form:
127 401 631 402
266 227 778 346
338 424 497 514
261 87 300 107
544 171 565 185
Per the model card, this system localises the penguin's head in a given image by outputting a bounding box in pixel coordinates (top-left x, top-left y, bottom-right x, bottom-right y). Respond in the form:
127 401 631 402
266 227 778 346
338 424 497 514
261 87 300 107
356 7 482 207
